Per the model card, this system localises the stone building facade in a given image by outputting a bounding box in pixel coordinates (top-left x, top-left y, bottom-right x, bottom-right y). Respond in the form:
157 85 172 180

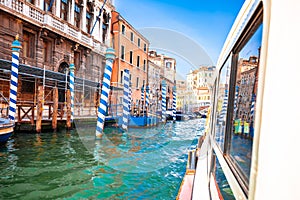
148 50 176 110
0 0 114 116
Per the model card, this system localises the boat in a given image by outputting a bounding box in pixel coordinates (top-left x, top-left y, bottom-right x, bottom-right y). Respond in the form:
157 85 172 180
178 0 300 199
0 118 14 144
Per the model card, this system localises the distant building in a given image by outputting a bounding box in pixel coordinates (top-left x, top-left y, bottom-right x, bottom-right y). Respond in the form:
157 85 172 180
148 50 176 110
176 80 187 111
186 66 216 112
148 60 161 110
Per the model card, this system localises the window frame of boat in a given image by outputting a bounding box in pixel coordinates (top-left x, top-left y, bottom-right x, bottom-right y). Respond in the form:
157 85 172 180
220 4 264 197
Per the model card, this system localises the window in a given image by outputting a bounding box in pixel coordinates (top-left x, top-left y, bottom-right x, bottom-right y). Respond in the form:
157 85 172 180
215 57 231 151
143 80 145 87
61 0 68 21
86 12 92 33
26 0 34 4
21 79 34 93
120 71 123 84
23 31 35 59
130 32 134 42
129 51 133 64
43 40 52 63
136 77 139 88
121 45 125 60
143 60 146 71
137 55 140 67
121 24 125 35
74 4 81 28
229 22 262 182
166 62 171 68
102 10 109 43
44 0 52 12
144 44 147 52
138 38 141 47
213 8 263 193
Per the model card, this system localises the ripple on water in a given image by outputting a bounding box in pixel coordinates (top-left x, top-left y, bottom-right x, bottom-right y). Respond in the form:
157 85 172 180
0 118 206 199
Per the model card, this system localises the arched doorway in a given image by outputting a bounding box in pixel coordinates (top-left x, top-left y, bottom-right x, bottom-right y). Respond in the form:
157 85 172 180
58 62 69 103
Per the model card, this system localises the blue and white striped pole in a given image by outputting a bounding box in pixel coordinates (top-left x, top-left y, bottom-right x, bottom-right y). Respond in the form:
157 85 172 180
141 85 144 102
172 86 177 121
234 85 239 119
141 85 145 115
8 35 21 122
128 83 132 112
250 93 256 138
122 69 130 131
219 89 228 120
146 85 150 107
250 94 256 119
96 48 116 139
161 80 167 122
69 64 75 123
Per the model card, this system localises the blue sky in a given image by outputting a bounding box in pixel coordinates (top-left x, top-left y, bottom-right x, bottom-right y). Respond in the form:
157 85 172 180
114 0 245 77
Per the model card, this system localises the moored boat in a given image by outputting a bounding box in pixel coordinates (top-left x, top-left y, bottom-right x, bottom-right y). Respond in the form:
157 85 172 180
0 118 14 144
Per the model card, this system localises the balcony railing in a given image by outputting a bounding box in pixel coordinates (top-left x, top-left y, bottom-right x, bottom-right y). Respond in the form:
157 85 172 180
0 0 106 55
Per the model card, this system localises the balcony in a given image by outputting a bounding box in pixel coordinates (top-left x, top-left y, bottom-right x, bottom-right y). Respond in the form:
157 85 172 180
0 0 106 55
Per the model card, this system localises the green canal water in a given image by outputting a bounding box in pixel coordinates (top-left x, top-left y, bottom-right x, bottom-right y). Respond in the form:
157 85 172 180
0 119 205 199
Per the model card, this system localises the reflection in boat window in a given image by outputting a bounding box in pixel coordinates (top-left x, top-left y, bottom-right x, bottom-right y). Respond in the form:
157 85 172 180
230 23 263 180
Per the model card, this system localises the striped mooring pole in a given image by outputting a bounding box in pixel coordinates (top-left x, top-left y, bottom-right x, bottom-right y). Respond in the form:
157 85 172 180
122 69 130 131
146 85 150 107
233 85 239 119
161 80 167 122
8 35 21 122
95 47 116 139
141 85 145 115
172 86 177 121
128 83 132 112
250 94 256 119
69 63 75 124
141 85 145 102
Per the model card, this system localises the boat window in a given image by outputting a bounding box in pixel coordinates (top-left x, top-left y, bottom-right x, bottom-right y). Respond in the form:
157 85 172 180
229 22 263 182
215 58 231 151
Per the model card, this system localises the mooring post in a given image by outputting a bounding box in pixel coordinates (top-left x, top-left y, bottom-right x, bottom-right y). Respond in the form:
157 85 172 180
8 35 21 122
121 69 130 131
141 85 144 116
146 84 150 116
52 87 58 130
95 47 116 139
69 64 75 125
128 83 132 115
172 86 177 122
161 80 167 123
36 85 44 133
66 89 71 129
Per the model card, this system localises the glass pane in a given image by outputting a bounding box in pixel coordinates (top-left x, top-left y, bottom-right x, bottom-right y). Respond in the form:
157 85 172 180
215 58 231 151
230 23 263 179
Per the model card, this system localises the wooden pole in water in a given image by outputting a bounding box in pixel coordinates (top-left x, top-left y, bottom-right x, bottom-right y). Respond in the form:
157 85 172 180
36 85 44 133
52 87 58 130
66 89 71 129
